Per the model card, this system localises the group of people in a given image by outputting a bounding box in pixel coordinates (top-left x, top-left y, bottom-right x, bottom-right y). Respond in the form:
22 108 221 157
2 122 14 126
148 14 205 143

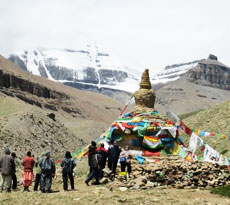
85 140 132 185
0 140 132 192
0 148 68 193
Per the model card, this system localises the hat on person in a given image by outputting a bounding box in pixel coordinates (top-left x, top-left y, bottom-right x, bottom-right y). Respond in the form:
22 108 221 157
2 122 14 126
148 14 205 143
4 147 11 155
45 150 50 156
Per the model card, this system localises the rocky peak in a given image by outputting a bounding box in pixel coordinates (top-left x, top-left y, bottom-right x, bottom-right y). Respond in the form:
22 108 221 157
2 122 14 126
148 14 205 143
208 54 218 61
186 55 230 90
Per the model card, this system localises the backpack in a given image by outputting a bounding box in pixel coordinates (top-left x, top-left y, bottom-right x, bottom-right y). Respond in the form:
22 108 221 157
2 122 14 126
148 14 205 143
62 159 73 174
120 156 126 163
40 158 52 171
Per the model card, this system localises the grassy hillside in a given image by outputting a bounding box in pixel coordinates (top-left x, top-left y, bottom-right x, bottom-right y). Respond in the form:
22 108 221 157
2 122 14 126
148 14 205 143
182 100 230 157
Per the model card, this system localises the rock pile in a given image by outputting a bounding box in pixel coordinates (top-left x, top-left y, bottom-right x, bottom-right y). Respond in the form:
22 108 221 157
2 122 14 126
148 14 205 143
105 156 230 190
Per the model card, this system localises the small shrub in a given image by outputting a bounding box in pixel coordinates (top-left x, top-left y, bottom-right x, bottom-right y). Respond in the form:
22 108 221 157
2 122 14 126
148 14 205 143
210 185 230 197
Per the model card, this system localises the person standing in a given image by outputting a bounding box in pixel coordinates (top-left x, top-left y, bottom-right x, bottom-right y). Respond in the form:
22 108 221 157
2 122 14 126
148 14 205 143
60 151 76 191
33 156 42 191
85 145 99 185
11 152 17 190
96 143 108 179
39 151 56 193
22 151 35 192
0 148 14 193
108 141 121 174
120 145 132 178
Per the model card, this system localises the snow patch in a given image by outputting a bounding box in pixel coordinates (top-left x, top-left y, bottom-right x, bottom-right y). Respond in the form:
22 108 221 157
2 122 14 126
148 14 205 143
152 62 198 84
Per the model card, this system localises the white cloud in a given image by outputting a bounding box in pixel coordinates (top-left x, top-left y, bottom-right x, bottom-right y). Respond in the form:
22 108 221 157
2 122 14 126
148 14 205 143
0 0 229 75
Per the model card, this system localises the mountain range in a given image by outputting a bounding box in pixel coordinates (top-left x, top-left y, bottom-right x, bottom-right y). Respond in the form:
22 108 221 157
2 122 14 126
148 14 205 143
9 46 140 102
8 46 230 115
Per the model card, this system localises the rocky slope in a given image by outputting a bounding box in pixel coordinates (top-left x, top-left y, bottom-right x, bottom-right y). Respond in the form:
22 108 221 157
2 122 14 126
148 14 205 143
0 55 124 161
9 47 140 102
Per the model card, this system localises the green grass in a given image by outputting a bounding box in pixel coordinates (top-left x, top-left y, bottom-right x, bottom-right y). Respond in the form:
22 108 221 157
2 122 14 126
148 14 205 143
74 157 89 177
181 101 230 158
0 96 31 117
210 185 230 197
178 109 203 120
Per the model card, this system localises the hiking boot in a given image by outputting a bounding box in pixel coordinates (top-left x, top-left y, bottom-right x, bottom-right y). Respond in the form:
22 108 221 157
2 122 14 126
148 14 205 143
6 188 11 193
92 181 101 185
85 181 89 186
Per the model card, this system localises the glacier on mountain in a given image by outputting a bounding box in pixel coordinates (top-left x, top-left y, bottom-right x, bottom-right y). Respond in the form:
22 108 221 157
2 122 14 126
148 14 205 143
9 45 140 94
152 61 200 85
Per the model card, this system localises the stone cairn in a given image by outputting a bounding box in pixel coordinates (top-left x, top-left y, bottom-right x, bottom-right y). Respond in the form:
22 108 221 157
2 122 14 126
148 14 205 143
103 69 230 190
103 156 230 190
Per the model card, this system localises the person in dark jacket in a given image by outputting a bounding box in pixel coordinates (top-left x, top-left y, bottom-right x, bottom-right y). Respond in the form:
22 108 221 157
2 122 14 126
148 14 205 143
108 141 121 174
0 147 15 193
39 151 56 193
96 143 108 179
11 152 17 190
85 145 99 185
61 151 76 191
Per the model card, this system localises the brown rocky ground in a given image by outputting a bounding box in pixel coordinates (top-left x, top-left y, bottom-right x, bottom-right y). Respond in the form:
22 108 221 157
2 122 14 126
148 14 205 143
1 180 229 205
0 158 229 205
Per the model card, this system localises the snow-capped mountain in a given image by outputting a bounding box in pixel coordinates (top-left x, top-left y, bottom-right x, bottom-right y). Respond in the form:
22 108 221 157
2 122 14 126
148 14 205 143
152 60 202 88
9 46 140 97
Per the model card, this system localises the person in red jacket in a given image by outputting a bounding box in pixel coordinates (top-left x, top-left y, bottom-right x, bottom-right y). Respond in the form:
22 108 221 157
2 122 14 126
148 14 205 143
22 151 35 192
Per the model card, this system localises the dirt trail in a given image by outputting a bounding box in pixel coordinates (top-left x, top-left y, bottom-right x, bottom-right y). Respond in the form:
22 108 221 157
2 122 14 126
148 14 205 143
0 177 229 205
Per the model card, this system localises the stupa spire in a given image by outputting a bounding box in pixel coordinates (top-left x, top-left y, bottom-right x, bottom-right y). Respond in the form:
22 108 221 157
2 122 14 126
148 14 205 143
140 69 152 89
134 69 155 110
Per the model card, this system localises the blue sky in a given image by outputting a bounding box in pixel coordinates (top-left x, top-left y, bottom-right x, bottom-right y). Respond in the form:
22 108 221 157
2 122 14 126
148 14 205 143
0 0 229 74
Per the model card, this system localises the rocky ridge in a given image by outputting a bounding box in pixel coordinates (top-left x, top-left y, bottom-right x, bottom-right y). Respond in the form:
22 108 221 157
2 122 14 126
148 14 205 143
186 54 230 90
0 68 75 114
153 54 230 92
